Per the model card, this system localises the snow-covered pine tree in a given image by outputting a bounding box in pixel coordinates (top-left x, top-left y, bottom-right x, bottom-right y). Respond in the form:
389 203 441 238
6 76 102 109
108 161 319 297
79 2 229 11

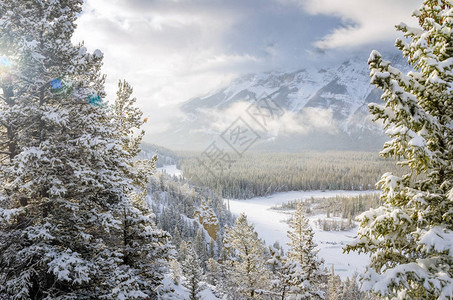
206 257 220 286
182 244 203 300
208 239 216 259
346 1 453 299
223 213 271 299
170 259 183 285
213 240 237 298
113 195 173 298
0 1 168 298
173 226 182 248
339 275 362 300
268 245 293 300
194 228 208 270
178 240 189 262
328 272 378 300
287 202 326 299
111 79 173 297
327 270 342 300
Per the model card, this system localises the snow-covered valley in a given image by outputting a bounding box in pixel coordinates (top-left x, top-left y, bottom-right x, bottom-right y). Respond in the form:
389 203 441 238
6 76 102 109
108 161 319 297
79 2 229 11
157 164 182 177
227 190 375 279
159 164 374 279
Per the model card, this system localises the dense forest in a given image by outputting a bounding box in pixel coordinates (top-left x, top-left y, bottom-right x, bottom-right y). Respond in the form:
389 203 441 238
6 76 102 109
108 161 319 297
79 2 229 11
148 170 234 263
180 151 404 199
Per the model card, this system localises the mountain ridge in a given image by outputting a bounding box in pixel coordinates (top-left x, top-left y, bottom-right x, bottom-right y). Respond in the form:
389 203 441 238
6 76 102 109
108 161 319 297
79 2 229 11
152 52 409 151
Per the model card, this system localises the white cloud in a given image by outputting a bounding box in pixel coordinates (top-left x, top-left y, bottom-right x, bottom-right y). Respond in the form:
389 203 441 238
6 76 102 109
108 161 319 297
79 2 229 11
198 101 337 137
293 0 423 49
71 0 422 145
73 0 257 137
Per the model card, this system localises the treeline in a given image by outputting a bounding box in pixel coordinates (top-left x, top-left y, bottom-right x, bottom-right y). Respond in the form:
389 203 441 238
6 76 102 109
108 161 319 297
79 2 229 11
275 193 381 219
180 151 404 199
274 193 381 232
315 218 355 231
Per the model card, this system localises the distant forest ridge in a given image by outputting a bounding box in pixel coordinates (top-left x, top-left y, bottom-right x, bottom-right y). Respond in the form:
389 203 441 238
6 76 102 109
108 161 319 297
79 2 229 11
177 151 405 199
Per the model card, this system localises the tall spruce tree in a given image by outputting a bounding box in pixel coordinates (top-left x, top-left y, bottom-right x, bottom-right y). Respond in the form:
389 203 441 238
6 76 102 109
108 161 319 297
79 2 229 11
286 202 325 299
223 213 271 299
346 1 453 299
182 244 203 300
268 245 293 300
0 1 170 298
194 228 208 270
112 79 172 297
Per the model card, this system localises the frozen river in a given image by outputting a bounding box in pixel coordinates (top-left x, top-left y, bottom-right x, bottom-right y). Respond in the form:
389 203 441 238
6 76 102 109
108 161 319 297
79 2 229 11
227 190 377 279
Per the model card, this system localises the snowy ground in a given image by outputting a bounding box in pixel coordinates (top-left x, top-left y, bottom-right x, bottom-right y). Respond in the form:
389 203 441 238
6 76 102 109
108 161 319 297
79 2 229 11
157 164 373 280
227 190 377 279
162 275 221 300
157 164 182 177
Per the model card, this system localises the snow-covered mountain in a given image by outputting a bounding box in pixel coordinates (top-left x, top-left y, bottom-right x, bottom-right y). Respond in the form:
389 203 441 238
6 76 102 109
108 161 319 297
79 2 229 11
154 53 408 151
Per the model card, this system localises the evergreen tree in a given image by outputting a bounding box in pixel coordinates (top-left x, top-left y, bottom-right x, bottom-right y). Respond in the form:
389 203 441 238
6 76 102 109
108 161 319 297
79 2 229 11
346 1 453 298
339 274 362 300
214 242 238 299
223 213 271 299
327 270 342 300
170 259 182 286
194 228 208 270
115 197 172 298
287 202 326 299
178 240 189 262
0 1 169 298
206 257 220 286
182 244 203 300
268 245 292 300
173 226 182 249
112 79 173 298
208 239 216 259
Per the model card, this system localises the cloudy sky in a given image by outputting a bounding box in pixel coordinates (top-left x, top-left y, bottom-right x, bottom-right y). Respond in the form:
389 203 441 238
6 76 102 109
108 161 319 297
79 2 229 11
72 0 422 141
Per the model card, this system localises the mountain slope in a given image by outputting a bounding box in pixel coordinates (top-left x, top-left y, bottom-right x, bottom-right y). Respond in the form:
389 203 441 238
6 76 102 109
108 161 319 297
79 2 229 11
153 53 409 151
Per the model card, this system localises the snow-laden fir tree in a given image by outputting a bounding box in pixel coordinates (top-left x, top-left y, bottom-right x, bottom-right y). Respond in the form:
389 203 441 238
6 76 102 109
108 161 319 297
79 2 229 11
170 259 183 286
338 274 362 300
178 240 189 263
212 239 237 298
345 1 453 299
0 1 171 298
286 202 326 299
194 228 208 270
327 271 342 300
173 226 182 248
182 243 203 300
268 245 293 300
109 79 173 298
223 213 271 299
206 257 220 286
208 239 216 259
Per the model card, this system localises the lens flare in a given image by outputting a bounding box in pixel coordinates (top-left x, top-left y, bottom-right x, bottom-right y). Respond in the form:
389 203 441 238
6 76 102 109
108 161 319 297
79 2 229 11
50 78 63 90
86 93 102 106
0 56 12 82
0 56 12 68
